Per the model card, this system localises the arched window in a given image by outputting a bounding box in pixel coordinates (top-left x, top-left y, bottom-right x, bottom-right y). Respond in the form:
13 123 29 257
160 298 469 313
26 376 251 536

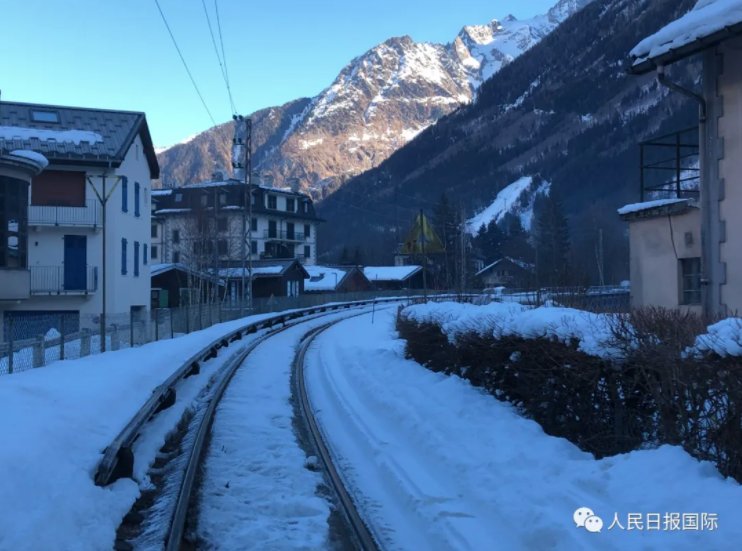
0 176 29 268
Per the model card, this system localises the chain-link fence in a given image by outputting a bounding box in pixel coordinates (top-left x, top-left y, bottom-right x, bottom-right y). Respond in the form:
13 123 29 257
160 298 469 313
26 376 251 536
0 289 467 376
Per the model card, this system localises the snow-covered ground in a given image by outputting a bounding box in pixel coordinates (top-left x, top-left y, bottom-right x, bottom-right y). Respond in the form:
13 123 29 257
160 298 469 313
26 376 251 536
466 176 550 234
305 309 742 550
0 310 302 551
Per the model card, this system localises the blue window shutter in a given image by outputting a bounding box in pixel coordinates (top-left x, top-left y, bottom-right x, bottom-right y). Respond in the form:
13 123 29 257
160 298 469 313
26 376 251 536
121 238 127 274
121 177 128 213
134 182 140 217
143 243 148 265
134 241 140 277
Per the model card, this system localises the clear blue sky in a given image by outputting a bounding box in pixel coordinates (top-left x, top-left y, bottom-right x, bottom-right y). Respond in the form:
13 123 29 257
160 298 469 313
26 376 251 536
1 0 556 146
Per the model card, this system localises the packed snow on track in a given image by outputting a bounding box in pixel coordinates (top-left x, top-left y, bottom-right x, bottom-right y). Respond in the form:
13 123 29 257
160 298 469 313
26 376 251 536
304 308 742 551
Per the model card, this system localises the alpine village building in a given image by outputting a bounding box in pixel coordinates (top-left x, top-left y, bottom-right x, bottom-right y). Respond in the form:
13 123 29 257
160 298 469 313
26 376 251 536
624 1 742 317
0 100 158 341
151 176 320 305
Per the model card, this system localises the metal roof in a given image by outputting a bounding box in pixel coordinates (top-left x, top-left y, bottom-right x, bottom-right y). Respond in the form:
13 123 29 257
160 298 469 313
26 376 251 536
0 100 159 178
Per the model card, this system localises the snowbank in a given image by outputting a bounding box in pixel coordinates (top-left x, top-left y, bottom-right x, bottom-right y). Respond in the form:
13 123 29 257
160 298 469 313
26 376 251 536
9 149 49 168
687 317 742 357
403 301 624 359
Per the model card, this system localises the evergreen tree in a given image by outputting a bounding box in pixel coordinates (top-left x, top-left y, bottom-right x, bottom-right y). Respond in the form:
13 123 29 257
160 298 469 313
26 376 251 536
433 193 458 288
500 213 534 263
339 246 350 265
533 192 570 286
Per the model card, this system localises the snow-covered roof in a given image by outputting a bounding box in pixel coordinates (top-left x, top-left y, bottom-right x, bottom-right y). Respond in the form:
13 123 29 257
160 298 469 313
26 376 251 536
303 265 350 291
219 266 285 278
153 208 192 215
8 149 49 168
363 265 421 282
151 189 173 197
630 0 742 73
476 257 534 277
150 262 223 283
617 198 691 216
0 100 159 177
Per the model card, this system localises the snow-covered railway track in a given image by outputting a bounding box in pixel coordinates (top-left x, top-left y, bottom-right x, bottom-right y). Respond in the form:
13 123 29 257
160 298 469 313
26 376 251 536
293 320 382 551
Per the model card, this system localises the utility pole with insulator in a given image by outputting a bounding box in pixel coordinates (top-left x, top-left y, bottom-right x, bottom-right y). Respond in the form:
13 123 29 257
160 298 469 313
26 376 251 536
232 116 253 314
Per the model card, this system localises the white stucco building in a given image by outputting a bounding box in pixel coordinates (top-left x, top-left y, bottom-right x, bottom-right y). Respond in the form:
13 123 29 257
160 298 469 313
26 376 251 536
626 0 742 316
0 101 159 341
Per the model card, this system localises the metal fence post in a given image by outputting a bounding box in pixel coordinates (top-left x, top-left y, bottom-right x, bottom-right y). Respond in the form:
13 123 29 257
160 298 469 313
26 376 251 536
32 334 45 368
81 329 91 357
111 324 120 351
59 314 65 361
130 309 134 347
7 317 14 374
154 309 160 341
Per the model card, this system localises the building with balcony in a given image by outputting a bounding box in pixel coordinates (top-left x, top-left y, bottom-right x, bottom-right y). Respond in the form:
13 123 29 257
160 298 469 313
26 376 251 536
151 176 321 300
0 101 159 340
625 1 742 317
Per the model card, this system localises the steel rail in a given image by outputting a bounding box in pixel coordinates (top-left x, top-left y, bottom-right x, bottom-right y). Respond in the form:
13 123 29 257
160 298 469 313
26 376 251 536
164 305 387 550
293 318 382 551
94 297 407 487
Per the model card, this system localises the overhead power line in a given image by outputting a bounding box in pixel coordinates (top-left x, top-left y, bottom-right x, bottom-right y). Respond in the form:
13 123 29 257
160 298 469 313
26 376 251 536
200 0 237 115
154 0 218 129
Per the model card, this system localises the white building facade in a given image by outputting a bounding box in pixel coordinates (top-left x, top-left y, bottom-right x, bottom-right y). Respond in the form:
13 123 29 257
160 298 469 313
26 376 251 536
151 178 321 273
0 101 159 341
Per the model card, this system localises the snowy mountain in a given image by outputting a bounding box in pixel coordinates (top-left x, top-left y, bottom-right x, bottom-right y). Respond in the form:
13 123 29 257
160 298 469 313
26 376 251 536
466 176 551 233
156 0 592 195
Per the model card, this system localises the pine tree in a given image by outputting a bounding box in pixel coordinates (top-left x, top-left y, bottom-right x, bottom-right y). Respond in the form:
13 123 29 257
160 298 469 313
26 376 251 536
534 192 570 286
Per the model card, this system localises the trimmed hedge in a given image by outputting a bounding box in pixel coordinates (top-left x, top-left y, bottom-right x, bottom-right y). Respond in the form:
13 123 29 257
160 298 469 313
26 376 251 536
397 310 742 483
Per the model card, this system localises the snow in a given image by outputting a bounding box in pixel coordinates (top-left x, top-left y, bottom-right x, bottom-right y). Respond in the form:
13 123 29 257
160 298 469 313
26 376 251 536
631 0 742 67
196 309 379 548
219 265 284 278
403 301 625 359
305 309 742 550
466 176 550 233
476 256 534 277
687 317 742 357
0 126 103 144
304 265 348 291
0 312 289 550
617 198 690 215
8 149 49 168
363 265 421 282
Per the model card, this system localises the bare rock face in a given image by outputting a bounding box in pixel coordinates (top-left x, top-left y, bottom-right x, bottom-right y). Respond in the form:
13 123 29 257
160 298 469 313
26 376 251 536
156 0 591 197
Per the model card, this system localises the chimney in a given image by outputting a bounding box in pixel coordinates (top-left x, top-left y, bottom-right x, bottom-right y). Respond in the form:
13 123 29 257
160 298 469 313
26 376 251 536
288 177 300 193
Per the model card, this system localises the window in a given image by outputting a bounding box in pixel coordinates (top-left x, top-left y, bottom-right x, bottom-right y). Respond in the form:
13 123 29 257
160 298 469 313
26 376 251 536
151 224 158 238
143 243 148 265
251 217 258 232
286 198 295 212
200 194 208 207
30 110 59 123
302 201 308 213
268 220 277 238
219 193 227 206
121 238 127 275
304 245 311 259
151 245 158 260
172 229 180 244
134 182 140 217
217 218 228 232
304 224 311 238
268 195 277 209
0 176 28 268
680 257 702 305
251 240 258 254
121 177 128 212
134 241 140 277
218 240 228 255
286 222 295 240
173 251 180 263
175 192 183 203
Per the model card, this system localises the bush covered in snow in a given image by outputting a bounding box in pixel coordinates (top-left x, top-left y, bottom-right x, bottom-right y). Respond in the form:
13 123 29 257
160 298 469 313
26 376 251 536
397 302 742 482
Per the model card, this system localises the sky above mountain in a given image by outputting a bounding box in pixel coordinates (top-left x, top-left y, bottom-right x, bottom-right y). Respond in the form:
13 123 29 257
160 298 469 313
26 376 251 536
0 0 556 146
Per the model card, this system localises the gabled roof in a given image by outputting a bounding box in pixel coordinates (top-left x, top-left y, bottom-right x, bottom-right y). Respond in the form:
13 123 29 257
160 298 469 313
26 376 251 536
476 257 534 277
150 262 223 284
363 265 421 282
218 259 310 279
304 265 367 291
0 100 159 178
630 0 742 74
